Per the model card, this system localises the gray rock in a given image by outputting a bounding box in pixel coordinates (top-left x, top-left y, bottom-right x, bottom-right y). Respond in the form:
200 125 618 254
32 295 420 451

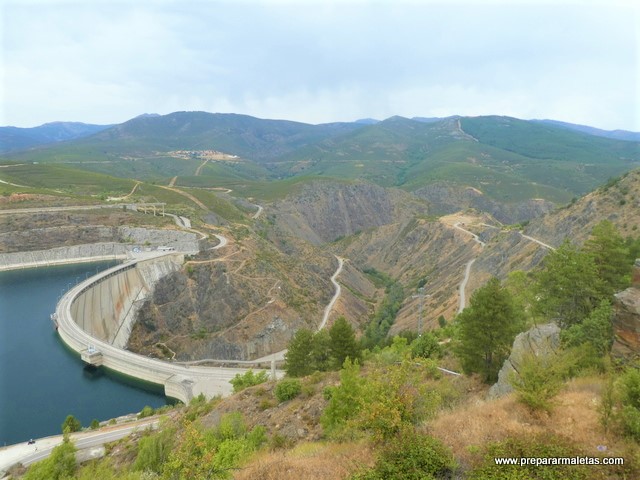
488 323 561 399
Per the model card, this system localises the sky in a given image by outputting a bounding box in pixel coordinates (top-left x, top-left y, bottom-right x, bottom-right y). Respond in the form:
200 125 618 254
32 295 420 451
1 0 639 131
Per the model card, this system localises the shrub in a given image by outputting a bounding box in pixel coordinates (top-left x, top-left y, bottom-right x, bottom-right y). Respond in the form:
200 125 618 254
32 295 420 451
274 378 302 403
351 431 456 480
24 438 76 480
133 428 176 473
230 370 269 393
90 419 100 430
61 414 82 433
411 332 442 359
620 406 640 441
138 405 155 419
509 352 565 413
620 367 640 409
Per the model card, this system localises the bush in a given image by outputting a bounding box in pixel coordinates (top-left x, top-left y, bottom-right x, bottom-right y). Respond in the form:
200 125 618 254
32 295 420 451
351 431 456 479
230 369 269 393
138 405 155 419
620 405 640 441
61 414 82 433
90 419 100 430
411 332 442 359
133 427 176 473
618 367 640 440
274 378 302 402
509 352 565 413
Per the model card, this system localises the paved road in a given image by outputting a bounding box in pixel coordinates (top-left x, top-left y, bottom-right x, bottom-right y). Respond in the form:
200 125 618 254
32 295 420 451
318 256 344 330
452 223 486 313
0 418 159 476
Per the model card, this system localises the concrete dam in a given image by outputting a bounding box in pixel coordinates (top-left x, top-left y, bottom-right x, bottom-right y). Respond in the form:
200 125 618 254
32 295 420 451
55 252 278 403
69 255 181 349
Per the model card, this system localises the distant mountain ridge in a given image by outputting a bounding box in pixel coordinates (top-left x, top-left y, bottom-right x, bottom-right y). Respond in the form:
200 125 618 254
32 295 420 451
0 121 112 153
2 111 639 208
532 119 640 142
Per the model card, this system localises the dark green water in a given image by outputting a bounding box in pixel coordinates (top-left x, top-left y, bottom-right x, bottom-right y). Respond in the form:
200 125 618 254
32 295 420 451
0 262 167 446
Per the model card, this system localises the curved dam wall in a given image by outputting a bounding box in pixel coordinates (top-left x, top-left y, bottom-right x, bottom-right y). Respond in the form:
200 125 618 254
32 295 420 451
70 255 183 348
55 253 278 404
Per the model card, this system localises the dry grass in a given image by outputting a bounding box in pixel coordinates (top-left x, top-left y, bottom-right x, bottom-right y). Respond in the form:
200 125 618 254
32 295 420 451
426 376 635 465
233 441 375 480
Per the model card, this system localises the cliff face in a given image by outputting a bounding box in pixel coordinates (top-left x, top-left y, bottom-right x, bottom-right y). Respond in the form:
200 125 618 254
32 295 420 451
612 265 640 362
0 210 175 253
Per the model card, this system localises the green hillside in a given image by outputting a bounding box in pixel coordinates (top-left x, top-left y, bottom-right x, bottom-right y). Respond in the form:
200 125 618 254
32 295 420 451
3 112 639 205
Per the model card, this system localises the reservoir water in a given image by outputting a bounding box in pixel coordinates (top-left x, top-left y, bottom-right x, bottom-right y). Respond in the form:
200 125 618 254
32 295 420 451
0 262 167 446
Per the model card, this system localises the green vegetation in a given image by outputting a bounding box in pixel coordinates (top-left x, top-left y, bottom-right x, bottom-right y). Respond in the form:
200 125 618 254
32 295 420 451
24 437 76 480
351 431 457 480
230 370 269 393
469 434 599 479
284 317 361 376
138 405 156 419
61 414 82 434
454 277 524 382
274 378 302 403
362 276 405 348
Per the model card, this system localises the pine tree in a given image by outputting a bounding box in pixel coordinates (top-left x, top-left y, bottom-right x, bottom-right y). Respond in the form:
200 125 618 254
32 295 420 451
329 317 361 369
534 240 605 327
583 220 632 296
454 277 524 382
284 329 314 377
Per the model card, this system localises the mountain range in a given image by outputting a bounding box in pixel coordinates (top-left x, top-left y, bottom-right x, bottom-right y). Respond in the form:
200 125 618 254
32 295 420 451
1 112 639 210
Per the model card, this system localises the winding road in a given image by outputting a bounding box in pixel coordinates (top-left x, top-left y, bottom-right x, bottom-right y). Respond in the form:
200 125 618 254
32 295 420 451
318 256 345 330
453 222 485 313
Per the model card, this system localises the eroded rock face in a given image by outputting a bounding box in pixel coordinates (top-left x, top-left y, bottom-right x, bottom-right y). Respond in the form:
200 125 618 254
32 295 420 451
488 323 561 399
613 267 640 361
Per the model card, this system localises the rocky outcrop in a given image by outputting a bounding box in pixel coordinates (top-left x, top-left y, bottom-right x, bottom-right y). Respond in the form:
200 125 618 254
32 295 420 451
488 323 561 399
612 265 640 361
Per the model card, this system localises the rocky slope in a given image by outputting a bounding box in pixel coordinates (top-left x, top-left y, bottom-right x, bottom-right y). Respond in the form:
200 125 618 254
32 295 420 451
268 181 429 245
127 226 379 361
525 168 640 246
414 182 555 224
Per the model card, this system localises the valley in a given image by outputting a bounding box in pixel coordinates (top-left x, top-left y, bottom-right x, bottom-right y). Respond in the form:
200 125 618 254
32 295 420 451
1 111 639 479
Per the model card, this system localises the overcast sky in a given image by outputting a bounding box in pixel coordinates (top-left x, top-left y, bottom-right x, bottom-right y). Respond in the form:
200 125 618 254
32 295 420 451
1 0 639 130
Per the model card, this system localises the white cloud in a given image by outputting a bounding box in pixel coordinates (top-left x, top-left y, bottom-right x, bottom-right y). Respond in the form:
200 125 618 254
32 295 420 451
1 0 638 130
